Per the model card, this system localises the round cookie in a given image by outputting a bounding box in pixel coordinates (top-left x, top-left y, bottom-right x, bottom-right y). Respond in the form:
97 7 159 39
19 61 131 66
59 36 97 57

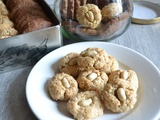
77 47 109 71
77 69 108 93
101 3 123 21
108 70 139 91
22 18 52 33
0 27 18 37
0 35 11 39
0 3 9 16
48 73 78 101
76 4 102 29
59 52 80 78
99 55 119 74
102 83 137 112
0 16 14 29
67 91 104 120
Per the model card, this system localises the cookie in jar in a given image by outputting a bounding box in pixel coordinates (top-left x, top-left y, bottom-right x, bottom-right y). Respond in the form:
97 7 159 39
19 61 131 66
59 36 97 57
54 0 133 41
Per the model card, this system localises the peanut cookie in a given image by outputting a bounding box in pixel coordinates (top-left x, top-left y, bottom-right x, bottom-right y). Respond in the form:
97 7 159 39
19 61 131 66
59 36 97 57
76 4 102 29
77 69 108 93
77 48 119 74
102 83 137 112
67 91 104 120
0 27 18 37
0 36 11 39
48 73 78 101
0 2 9 16
0 16 14 29
77 47 109 71
108 70 139 91
59 52 80 78
101 3 123 21
99 55 119 74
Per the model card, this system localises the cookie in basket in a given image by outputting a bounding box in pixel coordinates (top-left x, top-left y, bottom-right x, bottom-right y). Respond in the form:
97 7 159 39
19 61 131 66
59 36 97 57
0 27 18 37
59 52 80 78
0 1 9 16
67 91 104 120
48 73 78 101
0 16 14 29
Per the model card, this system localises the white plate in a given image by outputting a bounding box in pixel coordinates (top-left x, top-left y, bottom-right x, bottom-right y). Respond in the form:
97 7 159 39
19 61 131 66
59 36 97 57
132 1 160 24
26 42 160 120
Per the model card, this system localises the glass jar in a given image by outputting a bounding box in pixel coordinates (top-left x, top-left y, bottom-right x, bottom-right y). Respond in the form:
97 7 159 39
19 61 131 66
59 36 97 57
54 0 133 41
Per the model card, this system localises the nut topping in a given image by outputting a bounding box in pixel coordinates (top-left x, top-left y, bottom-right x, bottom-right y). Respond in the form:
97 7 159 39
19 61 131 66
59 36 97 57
78 98 92 107
117 88 126 101
62 78 70 88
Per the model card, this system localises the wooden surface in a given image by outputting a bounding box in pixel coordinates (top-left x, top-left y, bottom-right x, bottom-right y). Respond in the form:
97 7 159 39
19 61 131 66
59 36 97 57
0 1 160 119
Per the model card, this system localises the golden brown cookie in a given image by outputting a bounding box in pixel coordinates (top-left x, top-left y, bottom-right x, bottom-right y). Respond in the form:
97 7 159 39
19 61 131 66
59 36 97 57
68 0 75 19
101 3 123 21
108 70 139 91
22 18 52 33
102 82 137 112
48 73 78 101
76 4 102 29
77 47 109 71
67 91 104 120
0 27 18 37
99 55 119 74
0 1 9 16
0 16 14 29
59 52 80 78
0 35 11 39
77 69 108 93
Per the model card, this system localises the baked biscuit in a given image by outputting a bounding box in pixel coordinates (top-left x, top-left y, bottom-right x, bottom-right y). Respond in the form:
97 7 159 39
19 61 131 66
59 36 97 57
22 18 52 33
0 2 9 16
99 55 119 74
67 91 104 120
76 4 102 29
0 16 14 29
48 73 78 101
60 0 68 20
68 0 75 19
0 35 11 39
77 69 108 93
101 3 123 21
102 83 137 112
77 47 109 71
59 52 80 78
0 27 18 37
108 70 139 91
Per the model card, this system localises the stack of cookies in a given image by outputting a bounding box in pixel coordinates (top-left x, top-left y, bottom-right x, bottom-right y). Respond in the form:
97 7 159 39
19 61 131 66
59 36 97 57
48 47 139 119
6 0 53 34
59 0 131 38
0 0 18 39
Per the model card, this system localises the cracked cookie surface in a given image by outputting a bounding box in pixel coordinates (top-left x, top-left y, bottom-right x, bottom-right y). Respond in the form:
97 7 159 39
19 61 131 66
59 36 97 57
48 73 78 101
67 91 104 120
76 4 102 29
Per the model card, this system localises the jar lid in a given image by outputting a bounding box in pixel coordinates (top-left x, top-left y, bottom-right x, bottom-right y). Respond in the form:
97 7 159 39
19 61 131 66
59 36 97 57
131 1 160 24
